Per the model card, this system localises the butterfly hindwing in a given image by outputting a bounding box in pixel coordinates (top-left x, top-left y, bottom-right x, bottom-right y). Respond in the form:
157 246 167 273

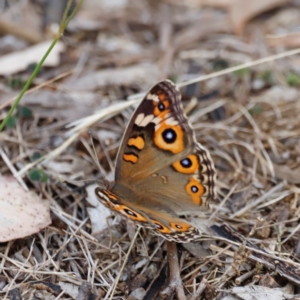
95 187 201 243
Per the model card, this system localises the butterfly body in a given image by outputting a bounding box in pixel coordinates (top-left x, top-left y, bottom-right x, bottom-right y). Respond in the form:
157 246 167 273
96 80 216 243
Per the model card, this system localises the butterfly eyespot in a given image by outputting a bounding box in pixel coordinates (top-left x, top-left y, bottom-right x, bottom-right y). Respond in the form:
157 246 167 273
170 222 191 232
153 99 170 117
162 128 176 143
154 123 184 153
118 205 148 222
124 209 137 217
191 186 199 193
154 223 163 230
152 220 172 234
181 158 192 167
186 178 204 205
172 155 198 174
158 102 165 111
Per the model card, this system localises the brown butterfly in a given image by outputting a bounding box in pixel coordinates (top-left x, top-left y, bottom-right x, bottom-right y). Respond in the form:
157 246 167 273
95 80 216 243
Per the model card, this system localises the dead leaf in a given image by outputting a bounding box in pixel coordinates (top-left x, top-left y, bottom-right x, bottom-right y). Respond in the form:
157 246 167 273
20 90 102 122
86 184 111 235
268 33 300 48
0 18 42 44
129 287 146 300
0 1 43 44
45 157 92 174
230 286 295 300
261 86 299 103
59 282 79 299
63 64 159 91
258 274 280 288
31 281 61 295
174 13 232 50
0 40 65 75
0 176 51 242
273 164 300 184
200 0 235 8
221 296 240 300
230 0 291 35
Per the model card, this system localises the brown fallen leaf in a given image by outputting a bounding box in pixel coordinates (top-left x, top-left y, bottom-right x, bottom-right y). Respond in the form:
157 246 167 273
230 0 291 35
267 33 300 48
0 40 65 76
63 64 160 91
85 184 111 235
174 13 232 50
0 1 43 44
273 164 300 184
59 282 79 299
230 285 295 300
0 18 42 44
258 274 280 288
0 176 51 242
200 0 235 8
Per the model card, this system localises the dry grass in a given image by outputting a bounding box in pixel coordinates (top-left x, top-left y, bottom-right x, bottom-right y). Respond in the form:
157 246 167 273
0 1 300 299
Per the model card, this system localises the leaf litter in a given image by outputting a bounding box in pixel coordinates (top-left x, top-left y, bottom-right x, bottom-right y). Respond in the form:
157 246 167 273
0 0 300 299
0 176 51 242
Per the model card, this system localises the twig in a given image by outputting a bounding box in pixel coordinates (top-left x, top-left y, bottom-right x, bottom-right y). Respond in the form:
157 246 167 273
162 241 187 300
235 270 257 285
190 278 208 300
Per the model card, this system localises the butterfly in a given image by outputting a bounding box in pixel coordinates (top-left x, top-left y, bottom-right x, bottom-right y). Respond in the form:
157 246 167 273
95 80 216 243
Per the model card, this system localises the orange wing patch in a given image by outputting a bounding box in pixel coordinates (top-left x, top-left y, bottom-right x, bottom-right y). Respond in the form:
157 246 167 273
123 153 138 164
158 89 166 101
151 219 172 234
149 89 171 118
186 177 204 205
154 123 184 154
170 222 191 232
103 190 118 201
153 100 170 118
127 136 145 150
118 205 148 222
172 154 199 174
